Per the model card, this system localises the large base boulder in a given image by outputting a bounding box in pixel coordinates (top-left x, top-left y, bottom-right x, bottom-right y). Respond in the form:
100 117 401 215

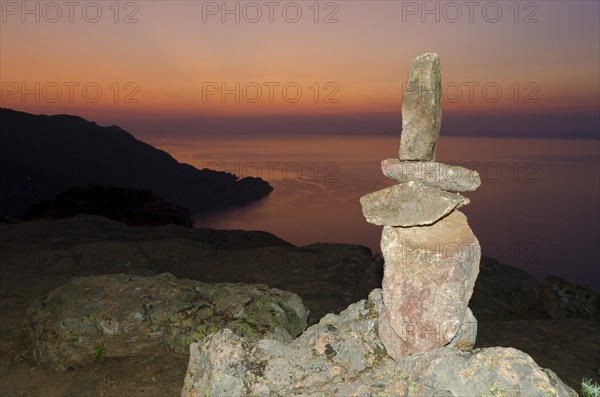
379 210 481 358
181 289 577 397
21 273 308 370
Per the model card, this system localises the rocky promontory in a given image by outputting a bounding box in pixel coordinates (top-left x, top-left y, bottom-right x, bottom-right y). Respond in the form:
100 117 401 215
0 108 273 218
23 184 195 228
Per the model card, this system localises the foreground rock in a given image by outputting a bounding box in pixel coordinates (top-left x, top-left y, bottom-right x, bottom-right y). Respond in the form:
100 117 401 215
1 214 382 323
22 273 308 370
181 290 577 396
23 184 195 227
0 216 595 394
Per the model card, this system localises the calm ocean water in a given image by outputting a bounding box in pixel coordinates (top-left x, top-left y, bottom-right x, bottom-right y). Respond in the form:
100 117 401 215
149 135 600 291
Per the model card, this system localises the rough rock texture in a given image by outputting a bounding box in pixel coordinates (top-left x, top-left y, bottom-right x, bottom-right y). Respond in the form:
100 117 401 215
0 216 591 395
21 273 308 370
399 53 442 161
379 210 481 359
181 289 390 397
23 184 195 228
1 215 382 324
359 181 469 226
382 158 481 192
397 346 577 397
447 307 477 350
476 319 600 391
541 276 600 322
181 290 577 397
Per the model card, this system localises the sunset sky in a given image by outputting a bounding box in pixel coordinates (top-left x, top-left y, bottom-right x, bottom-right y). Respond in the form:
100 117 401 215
1 0 599 138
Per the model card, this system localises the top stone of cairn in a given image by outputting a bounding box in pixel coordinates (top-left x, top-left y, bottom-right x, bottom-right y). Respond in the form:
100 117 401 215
399 53 442 161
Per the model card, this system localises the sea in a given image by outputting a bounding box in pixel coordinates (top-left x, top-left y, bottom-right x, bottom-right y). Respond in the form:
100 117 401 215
147 134 600 291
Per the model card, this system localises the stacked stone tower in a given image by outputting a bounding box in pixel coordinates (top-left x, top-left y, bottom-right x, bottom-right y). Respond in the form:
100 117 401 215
360 53 482 360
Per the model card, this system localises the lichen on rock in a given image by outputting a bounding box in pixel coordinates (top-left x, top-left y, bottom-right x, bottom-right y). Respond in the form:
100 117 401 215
180 289 577 396
21 273 309 369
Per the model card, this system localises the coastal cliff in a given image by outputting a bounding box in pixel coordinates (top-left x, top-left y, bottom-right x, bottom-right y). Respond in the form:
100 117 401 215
0 108 272 217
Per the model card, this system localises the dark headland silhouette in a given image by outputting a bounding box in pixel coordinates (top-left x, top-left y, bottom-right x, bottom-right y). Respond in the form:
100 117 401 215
0 108 272 218
23 184 196 228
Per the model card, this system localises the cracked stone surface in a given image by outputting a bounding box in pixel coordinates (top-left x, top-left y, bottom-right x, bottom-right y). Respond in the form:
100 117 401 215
359 181 470 227
379 211 481 359
180 290 576 397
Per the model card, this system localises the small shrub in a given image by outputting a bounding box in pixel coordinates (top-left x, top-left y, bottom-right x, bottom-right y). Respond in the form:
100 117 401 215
93 345 105 359
582 376 600 397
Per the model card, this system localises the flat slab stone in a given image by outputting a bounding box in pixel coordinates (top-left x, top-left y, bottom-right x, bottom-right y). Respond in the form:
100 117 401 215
399 53 442 161
359 181 469 227
382 159 481 192
378 210 480 359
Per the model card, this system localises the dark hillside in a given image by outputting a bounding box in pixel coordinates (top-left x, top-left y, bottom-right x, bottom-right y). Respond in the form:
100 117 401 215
0 108 272 217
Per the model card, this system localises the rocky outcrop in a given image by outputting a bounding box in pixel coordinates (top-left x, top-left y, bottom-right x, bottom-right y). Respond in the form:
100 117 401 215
541 276 600 322
179 53 578 396
21 273 308 370
471 257 600 322
181 290 577 397
361 53 481 359
471 256 545 321
23 184 195 228
476 318 600 391
0 215 594 393
181 290 389 397
0 214 382 324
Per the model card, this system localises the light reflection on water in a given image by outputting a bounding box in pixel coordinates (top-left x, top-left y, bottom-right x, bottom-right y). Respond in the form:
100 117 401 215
151 135 599 291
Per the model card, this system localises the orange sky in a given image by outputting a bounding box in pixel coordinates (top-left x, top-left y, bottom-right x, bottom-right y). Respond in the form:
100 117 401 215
1 1 599 132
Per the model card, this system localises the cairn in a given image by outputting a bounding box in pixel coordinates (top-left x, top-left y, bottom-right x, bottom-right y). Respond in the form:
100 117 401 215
360 53 482 360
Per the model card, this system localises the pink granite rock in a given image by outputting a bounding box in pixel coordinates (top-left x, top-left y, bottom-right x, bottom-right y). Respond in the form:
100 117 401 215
378 211 481 359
